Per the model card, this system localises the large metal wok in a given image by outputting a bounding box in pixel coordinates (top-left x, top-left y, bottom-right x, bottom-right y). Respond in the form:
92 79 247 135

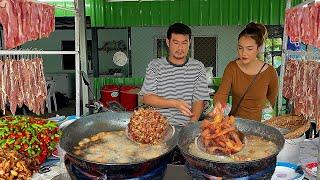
178 118 285 179
60 111 178 179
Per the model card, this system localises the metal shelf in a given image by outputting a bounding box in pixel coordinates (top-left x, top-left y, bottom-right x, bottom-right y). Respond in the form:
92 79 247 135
0 0 87 117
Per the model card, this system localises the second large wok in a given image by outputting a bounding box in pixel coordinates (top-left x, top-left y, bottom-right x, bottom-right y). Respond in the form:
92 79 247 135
59 111 178 179
178 118 285 178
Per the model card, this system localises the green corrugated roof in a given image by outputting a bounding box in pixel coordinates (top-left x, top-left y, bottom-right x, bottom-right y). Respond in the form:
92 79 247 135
52 0 304 27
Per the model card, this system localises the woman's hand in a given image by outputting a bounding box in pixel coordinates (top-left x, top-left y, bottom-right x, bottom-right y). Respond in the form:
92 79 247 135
209 101 226 117
173 99 194 117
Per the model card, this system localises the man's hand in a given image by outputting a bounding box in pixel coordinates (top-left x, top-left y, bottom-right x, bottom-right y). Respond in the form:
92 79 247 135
174 99 194 117
142 94 194 117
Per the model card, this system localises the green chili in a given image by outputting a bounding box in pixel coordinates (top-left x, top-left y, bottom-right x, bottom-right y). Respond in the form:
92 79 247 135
14 144 21 150
0 139 6 148
7 138 15 144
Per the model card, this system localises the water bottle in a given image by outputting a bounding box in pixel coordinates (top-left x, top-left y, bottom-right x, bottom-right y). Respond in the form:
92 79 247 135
261 101 275 122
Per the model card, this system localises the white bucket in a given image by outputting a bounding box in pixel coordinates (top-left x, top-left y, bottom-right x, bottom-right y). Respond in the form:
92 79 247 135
277 135 305 164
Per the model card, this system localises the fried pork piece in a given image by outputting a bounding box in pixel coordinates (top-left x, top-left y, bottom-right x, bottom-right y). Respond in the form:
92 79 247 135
0 149 37 180
200 113 244 155
128 108 169 144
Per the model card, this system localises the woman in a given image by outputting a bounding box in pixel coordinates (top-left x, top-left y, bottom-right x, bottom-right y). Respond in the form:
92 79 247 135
213 22 278 121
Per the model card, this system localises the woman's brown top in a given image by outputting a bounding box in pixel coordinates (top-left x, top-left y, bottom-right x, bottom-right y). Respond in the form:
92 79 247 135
214 60 279 121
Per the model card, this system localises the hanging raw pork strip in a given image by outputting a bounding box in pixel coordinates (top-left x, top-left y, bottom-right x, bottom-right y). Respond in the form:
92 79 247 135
20 0 32 43
13 0 27 45
18 59 31 110
0 0 55 49
316 3 320 48
25 59 36 112
16 59 25 108
4 60 10 114
0 58 47 115
309 5 318 46
293 61 306 116
41 3 55 38
33 58 47 114
7 60 18 115
30 1 40 41
0 60 5 114
0 61 3 113
285 3 320 48
315 62 320 131
283 59 296 99
0 0 19 49
29 59 40 114
305 61 315 118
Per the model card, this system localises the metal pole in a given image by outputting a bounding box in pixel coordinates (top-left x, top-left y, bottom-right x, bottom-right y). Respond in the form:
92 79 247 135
78 0 89 115
74 0 81 117
128 27 132 77
92 28 99 77
0 50 78 55
277 0 291 116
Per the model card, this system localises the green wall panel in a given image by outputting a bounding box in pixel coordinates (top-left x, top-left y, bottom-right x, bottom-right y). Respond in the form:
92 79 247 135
101 0 304 27
50 0 305 27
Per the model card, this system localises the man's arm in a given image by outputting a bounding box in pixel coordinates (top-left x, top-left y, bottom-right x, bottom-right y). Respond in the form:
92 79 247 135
191 100 204 122
143 94 193 117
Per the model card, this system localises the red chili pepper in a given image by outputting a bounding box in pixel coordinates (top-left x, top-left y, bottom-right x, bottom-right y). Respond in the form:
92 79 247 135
43 136 51 144
54 137 59 142
22 143 28 150
8 134 15 139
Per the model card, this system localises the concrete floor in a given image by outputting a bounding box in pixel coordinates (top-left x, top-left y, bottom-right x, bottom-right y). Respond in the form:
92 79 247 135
39 100 76 119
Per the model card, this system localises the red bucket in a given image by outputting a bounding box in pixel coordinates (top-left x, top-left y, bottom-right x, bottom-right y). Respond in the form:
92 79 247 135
119 86 138 111
100 85 119 106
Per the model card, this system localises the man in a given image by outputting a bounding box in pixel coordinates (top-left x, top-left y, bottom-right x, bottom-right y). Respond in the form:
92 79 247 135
140 23 210 126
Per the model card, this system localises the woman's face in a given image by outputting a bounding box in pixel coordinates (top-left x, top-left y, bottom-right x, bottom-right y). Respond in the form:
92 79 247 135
237 36 260 64
166 33 190 61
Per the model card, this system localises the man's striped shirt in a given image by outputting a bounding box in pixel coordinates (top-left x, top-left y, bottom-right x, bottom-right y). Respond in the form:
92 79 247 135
139 57 210 126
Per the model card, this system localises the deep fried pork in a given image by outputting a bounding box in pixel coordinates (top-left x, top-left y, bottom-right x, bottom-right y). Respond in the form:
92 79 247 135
0 149 37 180
199 113 244 155
128 108 169 145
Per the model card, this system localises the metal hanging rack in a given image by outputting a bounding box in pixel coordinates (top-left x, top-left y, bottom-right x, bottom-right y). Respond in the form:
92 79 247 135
278 0 320 115
279 0 320 178
0 0 87 117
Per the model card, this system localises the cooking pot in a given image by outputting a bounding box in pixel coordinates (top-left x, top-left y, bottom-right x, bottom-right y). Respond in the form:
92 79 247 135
178 118 285 178
60 111 178 179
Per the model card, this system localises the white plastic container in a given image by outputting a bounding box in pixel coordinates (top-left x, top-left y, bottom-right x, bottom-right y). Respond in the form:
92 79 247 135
277 135 305 164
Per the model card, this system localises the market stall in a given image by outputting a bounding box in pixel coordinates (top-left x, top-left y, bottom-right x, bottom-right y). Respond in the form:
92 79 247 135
1 0 319 179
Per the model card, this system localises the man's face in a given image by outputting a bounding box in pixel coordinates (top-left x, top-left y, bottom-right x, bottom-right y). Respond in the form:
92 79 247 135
166 33 190 60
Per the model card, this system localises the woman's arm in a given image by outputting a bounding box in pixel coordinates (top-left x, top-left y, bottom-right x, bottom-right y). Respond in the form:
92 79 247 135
213 62 234 109
267 67 279 107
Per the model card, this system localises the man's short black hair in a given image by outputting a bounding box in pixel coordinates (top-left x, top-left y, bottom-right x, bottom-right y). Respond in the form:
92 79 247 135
167 23 191 40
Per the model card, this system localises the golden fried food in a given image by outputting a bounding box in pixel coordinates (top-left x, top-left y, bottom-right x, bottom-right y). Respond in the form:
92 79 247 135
200 113 244 155
128 108 169 145
0 149 37 180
